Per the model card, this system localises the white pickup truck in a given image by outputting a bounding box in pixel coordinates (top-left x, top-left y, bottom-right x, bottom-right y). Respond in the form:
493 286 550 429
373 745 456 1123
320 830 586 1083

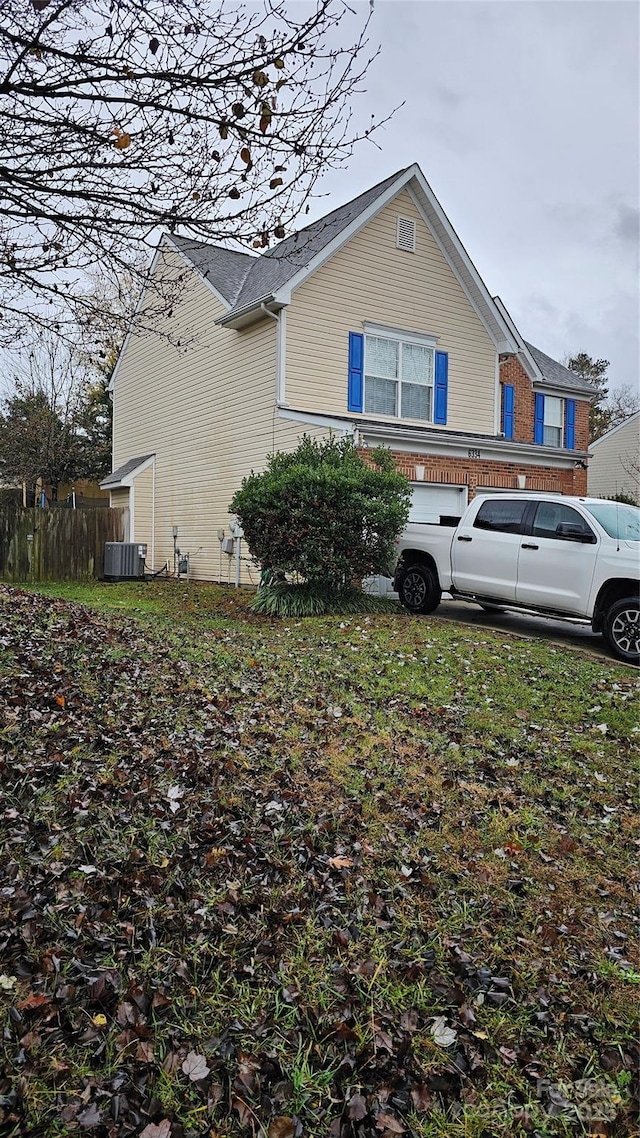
393 494 640 664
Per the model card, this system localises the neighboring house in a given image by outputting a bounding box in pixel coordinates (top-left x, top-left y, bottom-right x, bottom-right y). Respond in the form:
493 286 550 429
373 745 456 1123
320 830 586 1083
104 163 595 581
588 411 640 503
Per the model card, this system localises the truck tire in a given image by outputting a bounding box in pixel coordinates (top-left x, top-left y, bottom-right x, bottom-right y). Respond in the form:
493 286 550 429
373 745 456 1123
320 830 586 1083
398 564 442 615
602 597 640 665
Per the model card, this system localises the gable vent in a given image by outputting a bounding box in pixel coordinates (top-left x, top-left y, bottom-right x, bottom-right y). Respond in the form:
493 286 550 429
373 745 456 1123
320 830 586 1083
396 216 416 252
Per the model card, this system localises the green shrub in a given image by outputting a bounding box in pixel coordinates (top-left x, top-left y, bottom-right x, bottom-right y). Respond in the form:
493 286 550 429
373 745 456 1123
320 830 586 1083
252 582 400 617
230 434 411 591
607 491 639 507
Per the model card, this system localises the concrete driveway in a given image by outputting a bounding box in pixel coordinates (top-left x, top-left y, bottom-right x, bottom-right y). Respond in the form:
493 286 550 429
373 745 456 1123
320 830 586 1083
432 597 622 664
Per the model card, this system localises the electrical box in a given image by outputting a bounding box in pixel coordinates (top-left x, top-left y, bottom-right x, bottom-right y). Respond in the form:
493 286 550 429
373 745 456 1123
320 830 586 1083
221 537 234 555
103 542 147 580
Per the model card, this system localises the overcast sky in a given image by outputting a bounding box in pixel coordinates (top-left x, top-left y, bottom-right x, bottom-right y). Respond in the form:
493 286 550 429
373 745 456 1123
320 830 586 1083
305 0 639 393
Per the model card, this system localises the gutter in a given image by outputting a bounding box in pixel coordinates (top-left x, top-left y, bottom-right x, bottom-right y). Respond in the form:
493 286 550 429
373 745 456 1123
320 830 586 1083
277 407 589 465
216 294 277 327
359 421 589 463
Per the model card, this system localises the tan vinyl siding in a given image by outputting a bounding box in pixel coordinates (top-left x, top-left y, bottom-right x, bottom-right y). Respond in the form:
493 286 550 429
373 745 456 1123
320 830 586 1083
285 188 497 432
112 245 327 582
109 488 130 509
588 414 640 500
108 489 130 540
132 464 154 559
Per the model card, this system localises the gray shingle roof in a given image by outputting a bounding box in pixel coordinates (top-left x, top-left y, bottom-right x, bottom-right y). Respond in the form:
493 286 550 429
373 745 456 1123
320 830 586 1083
525 342 596 396
169 168 409 318
167 171 594 401
167 235 254 305
226 168 409 317
101 455 154 488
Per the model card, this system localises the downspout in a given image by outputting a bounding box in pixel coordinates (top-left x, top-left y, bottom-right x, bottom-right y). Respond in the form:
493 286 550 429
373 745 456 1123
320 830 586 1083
151 459 156 570
260 303 286 405
494 353 501 436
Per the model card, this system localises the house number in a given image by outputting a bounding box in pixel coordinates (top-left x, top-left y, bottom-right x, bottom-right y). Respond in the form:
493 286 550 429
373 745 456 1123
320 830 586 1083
468 448 481 459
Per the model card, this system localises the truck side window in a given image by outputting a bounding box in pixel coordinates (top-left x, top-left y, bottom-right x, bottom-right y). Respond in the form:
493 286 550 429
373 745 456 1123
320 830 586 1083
532 502 594 540
473 500 529 534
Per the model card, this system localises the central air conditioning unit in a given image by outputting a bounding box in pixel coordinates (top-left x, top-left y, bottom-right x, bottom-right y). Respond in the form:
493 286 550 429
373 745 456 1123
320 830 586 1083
103 542 147 580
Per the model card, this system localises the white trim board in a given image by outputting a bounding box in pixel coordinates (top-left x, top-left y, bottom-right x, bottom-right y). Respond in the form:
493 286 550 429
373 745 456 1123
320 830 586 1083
277 408 586 467
217 165 520 353
103 454 156 490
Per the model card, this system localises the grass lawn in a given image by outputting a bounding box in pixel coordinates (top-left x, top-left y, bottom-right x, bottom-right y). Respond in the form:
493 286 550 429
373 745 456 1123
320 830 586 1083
0 580 638 1138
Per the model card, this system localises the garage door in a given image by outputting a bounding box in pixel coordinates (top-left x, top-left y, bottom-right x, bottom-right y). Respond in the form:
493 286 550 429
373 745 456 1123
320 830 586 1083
365 483 467 597
409 483 467 523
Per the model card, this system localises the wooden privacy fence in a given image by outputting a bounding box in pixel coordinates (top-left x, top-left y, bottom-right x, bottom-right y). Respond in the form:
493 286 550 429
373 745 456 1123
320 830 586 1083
0 507 126 582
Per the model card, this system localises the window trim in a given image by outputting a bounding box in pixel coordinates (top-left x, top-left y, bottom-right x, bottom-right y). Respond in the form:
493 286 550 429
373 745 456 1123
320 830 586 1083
363 323 437 348
543 394 564 448
362 326 438 423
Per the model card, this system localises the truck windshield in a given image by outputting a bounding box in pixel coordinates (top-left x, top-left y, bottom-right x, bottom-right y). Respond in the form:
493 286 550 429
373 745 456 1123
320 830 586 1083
584 502 640 541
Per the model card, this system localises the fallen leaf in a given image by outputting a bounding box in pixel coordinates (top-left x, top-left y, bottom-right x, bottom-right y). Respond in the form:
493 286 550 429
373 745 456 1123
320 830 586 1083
78 1103 102 1128
410 1083 432 1111
346 1092 367 1121
269 1118 296 1138
140 1120 172 1138
18 992 51 1010
430 1016 457 1048
181 1050 210 1082
375 1110 406 1133
328 856 353 869
167 785 184 813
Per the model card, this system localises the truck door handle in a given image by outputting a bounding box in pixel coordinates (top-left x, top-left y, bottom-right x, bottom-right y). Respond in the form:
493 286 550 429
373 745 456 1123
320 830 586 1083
457 535 472 542
521 543 539 550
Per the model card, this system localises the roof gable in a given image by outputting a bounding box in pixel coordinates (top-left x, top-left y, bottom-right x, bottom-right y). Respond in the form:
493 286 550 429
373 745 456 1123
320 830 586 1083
165 164 517 351
165 166 591 386
493 297 596 398
226 167 410 317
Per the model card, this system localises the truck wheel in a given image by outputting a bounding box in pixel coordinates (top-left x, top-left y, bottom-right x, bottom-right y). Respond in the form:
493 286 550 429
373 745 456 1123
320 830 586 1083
398 565 441 614
603 597 640 664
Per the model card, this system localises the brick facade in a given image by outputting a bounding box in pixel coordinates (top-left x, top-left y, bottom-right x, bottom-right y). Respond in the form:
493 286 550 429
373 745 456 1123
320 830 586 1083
498 355 590 452
358 355 591 502
360 448 588 497
389 450 587 497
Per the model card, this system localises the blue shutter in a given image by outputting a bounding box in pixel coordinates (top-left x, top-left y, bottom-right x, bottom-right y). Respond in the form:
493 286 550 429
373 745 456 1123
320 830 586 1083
565 399 576 449
502 383 515 439
434 351 448 425
347 332 364 413
534 393 545 444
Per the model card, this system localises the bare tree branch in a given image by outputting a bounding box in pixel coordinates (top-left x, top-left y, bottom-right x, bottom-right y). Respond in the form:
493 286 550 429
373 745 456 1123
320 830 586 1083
0 0 388 343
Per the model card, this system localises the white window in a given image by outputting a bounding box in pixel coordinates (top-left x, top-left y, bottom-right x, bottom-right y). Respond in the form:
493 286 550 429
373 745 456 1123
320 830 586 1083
544 396 564 448
364 333 434 421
